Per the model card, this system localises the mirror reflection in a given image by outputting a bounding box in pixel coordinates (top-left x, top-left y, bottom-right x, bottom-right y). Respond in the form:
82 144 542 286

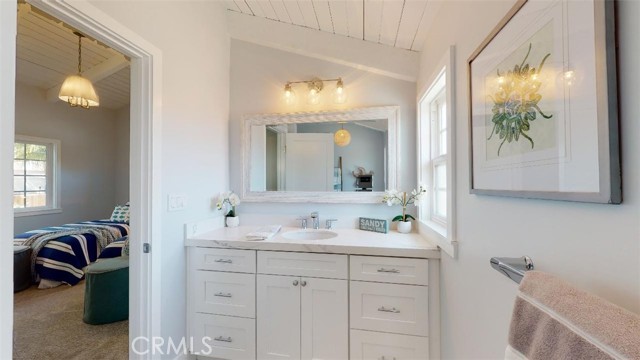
250 120 388 192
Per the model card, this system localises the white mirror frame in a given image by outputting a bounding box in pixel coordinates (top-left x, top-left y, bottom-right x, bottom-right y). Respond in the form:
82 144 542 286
242 105 400 203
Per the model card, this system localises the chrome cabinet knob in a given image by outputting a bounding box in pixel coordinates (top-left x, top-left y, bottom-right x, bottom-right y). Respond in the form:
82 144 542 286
300 280 307 287
293 280 299 286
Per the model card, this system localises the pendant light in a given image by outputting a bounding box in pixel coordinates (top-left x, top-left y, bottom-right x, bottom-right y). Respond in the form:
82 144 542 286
58 32 100 109
334 122 351 147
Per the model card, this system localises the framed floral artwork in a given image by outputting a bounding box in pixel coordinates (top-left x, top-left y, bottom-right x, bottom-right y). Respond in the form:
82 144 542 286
468 0 620 203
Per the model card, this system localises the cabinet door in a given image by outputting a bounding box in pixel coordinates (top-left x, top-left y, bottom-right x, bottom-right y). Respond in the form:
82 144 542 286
257 274 301 359
301 278 348 360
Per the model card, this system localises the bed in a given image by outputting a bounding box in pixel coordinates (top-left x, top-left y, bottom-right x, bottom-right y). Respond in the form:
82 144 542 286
13 220 129 287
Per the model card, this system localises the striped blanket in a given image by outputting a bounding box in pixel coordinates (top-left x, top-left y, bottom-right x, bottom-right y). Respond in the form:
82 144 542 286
14 220 129 286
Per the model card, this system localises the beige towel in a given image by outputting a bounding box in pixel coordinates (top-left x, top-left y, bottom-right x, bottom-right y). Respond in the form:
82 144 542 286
507 271 640 360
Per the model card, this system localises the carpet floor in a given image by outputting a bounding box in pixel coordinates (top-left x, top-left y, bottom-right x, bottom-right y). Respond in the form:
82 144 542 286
13 281 128 360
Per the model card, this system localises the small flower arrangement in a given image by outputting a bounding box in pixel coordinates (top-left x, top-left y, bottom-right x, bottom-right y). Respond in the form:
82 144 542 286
216 191 240 218
382 186 427 223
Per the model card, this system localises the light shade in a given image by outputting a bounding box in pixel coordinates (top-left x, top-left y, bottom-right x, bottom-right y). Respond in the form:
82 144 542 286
58 75 100 108
334 128 351 147
283 83 296 105
333 78 347 104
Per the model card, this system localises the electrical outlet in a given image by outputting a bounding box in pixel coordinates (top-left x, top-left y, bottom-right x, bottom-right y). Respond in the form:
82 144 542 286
168 193 186 211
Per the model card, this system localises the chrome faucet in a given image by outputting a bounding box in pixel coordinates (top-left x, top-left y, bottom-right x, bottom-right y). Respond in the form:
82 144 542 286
325 219 338 229
297 216 308 229
310 211 320 229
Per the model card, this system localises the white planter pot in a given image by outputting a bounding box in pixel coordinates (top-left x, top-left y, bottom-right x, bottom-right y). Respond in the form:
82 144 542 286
396 220 412 234
226 216 240 227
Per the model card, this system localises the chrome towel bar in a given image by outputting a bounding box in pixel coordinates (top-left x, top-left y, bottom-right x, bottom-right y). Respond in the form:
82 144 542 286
490 256 534 284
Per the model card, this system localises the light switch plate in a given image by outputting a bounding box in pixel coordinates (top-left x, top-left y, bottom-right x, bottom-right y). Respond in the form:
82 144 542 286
168 193 186 211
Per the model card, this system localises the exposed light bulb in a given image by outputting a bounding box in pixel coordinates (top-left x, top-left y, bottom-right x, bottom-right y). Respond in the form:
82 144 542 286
308 87 321 105
283 83 296 105
333 78 347 104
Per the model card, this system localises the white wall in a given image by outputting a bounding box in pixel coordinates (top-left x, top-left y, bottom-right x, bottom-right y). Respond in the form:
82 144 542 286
114 106 130 205
230 40 417 222
14 82 123 234
87 1 230 355
418 1 640 358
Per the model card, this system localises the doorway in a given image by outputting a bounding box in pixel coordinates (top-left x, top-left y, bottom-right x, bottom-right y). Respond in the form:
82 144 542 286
0 1 162 358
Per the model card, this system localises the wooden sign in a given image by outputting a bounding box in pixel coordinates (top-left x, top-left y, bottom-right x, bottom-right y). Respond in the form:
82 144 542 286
359 217 388 234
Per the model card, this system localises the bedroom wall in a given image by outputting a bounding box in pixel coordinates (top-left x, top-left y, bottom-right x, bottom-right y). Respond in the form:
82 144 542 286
229 40 417 222
114 106 130 205
87 1 231 356
14 82 121 234
417 1 640 358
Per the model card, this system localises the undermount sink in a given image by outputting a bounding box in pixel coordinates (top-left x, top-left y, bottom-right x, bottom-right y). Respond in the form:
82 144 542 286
281 229 338 241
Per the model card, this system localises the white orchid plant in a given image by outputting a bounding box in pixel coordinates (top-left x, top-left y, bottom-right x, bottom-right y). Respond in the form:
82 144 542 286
216 191 241 217
382 186 427 222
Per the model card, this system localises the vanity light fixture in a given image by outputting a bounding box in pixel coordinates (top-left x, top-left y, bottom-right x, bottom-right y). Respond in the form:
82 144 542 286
334 122 351 147
283 77 346 105
58 32 100 109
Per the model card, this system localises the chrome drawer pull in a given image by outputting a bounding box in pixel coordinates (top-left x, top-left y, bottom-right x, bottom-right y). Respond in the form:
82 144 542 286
214 259 233 264
377 268 400 273
214 336 233 343
214 292 232 298
378 306 400 313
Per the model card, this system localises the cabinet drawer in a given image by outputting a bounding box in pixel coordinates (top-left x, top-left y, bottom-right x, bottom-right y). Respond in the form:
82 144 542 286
191 314 255 360
350 329 428 360
258 251 348 279
350 282 429 336
191 248 256 273
193 271 255 318
350 256 428 285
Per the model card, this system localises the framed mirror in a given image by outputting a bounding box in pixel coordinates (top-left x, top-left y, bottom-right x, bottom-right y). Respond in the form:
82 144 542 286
242 106 399 203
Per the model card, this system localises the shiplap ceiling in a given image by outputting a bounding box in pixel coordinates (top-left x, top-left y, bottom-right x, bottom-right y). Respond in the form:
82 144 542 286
226 0 432 51
16 4 130 110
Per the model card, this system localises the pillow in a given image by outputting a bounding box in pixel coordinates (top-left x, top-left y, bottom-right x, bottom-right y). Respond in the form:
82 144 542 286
122 237 130 257
110 205 130 223
98 236 128 259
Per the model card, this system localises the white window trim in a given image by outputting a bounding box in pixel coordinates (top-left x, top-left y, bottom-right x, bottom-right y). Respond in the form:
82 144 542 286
14 135 61 217
417 46 457 258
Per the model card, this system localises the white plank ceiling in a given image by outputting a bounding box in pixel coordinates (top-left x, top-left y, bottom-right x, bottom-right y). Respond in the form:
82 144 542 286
16 4 130 110
225 0 433 51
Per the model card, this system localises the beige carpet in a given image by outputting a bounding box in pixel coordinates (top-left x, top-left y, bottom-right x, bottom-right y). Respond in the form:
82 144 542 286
13 281 128 360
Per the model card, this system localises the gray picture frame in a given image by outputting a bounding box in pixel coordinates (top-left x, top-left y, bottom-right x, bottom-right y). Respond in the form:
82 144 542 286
467 0 620 204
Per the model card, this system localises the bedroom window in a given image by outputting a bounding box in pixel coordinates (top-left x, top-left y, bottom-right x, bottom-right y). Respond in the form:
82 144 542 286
417 46 456 257
14 135 61 216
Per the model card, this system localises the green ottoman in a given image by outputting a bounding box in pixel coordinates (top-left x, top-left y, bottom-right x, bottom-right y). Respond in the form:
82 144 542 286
14 245 32 292
83 257 129 325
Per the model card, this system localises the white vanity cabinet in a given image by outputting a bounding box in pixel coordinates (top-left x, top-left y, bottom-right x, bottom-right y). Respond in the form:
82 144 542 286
188 248 258 359
257 251 349 360
349 255 430 360
187 238 438 360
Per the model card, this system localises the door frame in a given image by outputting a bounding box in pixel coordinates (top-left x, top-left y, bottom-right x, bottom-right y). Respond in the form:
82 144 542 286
0 1 162 358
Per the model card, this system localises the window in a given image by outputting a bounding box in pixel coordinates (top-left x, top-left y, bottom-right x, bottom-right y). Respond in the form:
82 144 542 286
13 135 60 216
417 46 456 257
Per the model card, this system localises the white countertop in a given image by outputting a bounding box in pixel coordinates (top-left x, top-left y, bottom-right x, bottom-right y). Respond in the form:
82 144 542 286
186 226 440 259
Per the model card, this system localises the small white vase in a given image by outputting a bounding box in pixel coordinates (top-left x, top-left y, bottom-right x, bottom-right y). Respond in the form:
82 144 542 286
396 220 412 234
226 216 240 227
